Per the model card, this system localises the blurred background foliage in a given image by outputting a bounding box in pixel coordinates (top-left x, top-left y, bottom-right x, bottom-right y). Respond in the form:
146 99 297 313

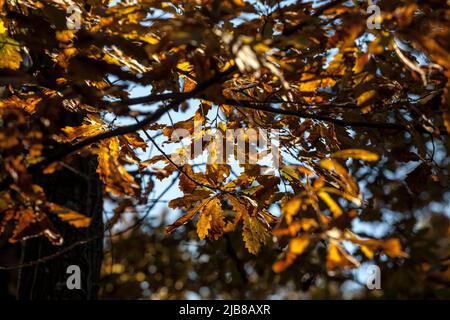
99 210 450 299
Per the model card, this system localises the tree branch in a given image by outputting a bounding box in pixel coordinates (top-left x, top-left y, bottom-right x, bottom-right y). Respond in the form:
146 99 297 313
0 67 237 191
224 99 446 134
112 92 189 108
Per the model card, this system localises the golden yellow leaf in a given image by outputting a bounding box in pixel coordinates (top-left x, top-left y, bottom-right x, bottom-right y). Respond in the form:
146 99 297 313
262 83 273 93
282 197 301 224
327 241 360 270
318 191 343 217
197 197 223 240
299 74 320 92
332 149 380 162
280 165 300 181
299 218 318 232
220 60 235 72
224 194 246 232
0 20 6 34
141 35 159 45
242 214 268 255
123 133 147 151
327 53 346 75
313 176 325 189
0 19 22 69
177 61 194 72
0 95 42 114
360 245 374 259
368 38 384 55
290 236 310 255
48 203 91 228
353 53 370 73
166 198 210 234
97 138 139 196
61 122 104 142
208 198 224 240
345 230 408 259
233 0 246 7
320 158 347 175
272 252 296 273
357 90 377 107
259 209 278 225
197 208 212 240
0 35 22 70
56 30 75 43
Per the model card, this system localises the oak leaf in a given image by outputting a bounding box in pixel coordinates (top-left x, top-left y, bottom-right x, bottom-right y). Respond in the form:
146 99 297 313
242 214 269 255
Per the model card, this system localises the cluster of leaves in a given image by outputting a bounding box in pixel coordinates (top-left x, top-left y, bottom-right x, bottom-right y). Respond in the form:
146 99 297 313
0 183 90 245
0 0 449 284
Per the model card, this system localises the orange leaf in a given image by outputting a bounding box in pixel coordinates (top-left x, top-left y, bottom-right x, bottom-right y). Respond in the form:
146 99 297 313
317 191 343 217
382 239 408 258
327 241 360 270
47 203 91 228
289 236 310 255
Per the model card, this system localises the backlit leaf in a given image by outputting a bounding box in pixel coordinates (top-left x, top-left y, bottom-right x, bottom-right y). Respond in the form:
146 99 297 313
317 191 343 217
327 241 360 270
166 197 209 234
289 236 310 255
48 203 92 228
242 214 269 255
332 149 380 162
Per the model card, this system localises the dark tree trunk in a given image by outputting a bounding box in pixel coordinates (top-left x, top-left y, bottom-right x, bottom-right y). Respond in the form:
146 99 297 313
0 240 20 300
17 156 103 300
